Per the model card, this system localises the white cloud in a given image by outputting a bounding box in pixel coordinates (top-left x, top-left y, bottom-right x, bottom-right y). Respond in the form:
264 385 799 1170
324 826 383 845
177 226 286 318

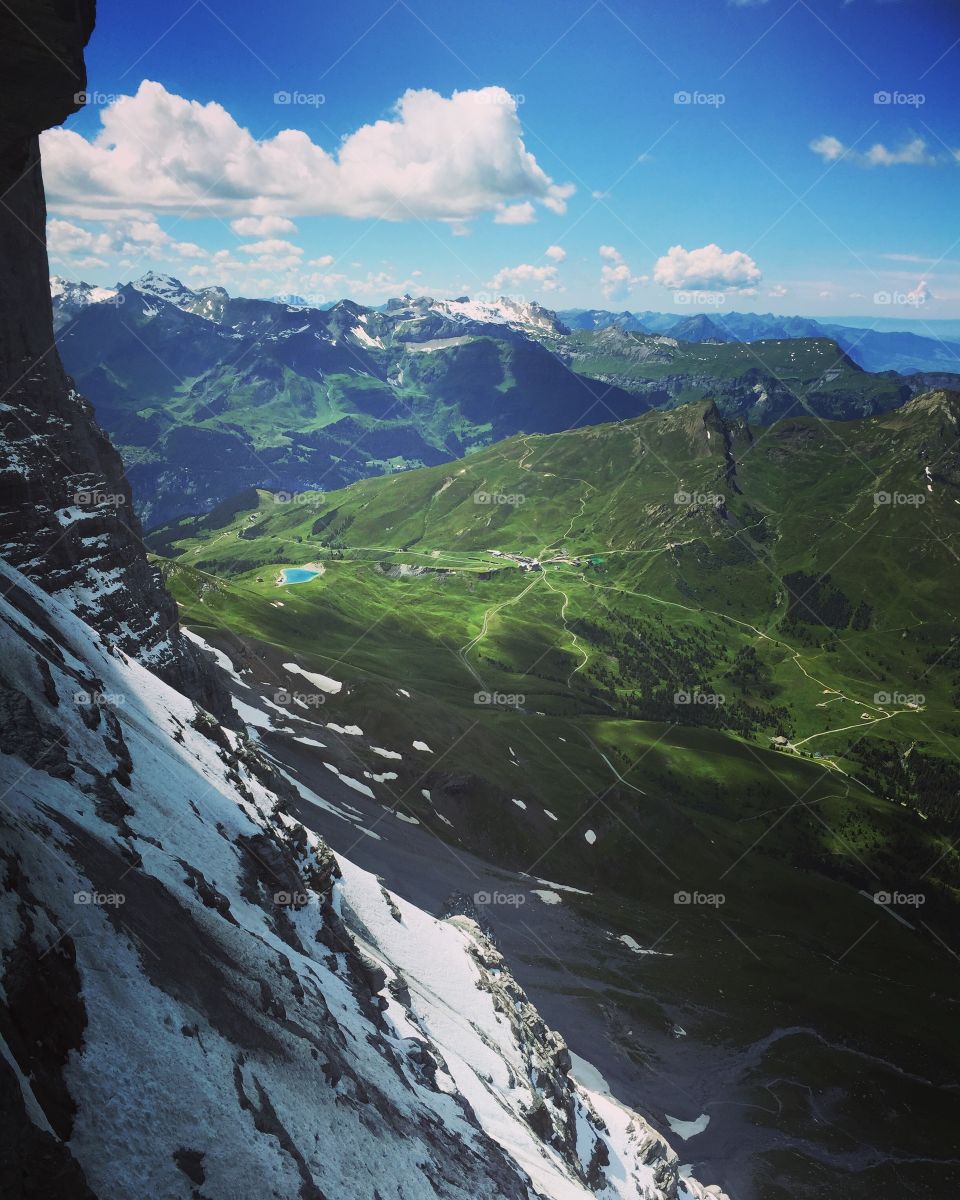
865 138 937 167
42 81 573 223
768 283 788 297
48 218 112 258
596 246 640 300
172 241 206 259
545 244 566 262
47 215 209 267
308 255 335 268
494 201 536 225
239 238 303 258
810 134 942 167
600 263 635 300
487 262 561 294
230 215 297 237
653 243 762 292
809 135 847 162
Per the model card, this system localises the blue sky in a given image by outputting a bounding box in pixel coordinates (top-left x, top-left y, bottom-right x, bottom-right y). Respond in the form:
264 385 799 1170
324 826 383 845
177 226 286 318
43 0 960 317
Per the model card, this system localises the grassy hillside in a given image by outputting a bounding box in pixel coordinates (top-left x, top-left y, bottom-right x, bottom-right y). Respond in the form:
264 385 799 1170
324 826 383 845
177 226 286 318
153 392 960 885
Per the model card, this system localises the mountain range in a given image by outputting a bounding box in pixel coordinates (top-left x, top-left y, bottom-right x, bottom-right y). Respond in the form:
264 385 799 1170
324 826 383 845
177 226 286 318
52 274 959 527
560 306 960 375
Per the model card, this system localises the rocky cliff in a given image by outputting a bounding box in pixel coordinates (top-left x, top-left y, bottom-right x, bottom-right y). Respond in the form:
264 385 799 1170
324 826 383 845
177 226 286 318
0 0 226 716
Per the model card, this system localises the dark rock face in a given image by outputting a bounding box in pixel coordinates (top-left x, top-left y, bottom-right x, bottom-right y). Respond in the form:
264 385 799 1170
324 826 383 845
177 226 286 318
0 1 228 718
0 1 95 150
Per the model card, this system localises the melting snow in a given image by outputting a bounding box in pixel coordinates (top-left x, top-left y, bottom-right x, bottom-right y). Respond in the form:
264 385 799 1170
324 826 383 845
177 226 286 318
664 1113 710 1140
283 661 343 695
323 761 376 798
182 628 250 688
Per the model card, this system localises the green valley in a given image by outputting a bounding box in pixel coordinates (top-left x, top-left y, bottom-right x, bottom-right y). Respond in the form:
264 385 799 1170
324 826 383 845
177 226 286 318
152 393 960 908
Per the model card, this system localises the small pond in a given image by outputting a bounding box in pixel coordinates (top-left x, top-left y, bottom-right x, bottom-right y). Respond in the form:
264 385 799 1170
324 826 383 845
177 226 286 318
280 567 321 585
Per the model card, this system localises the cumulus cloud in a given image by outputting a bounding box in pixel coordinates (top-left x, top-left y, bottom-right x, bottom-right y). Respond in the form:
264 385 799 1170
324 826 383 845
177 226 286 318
494 201 536 225
230 215 297 237
238 238 303 258
41 80 573 224
768 283 788 297
810 134 943 166
653 243 762 292
487 262 561 294
545 244 566 262
47 215 209 269
596 245 641 300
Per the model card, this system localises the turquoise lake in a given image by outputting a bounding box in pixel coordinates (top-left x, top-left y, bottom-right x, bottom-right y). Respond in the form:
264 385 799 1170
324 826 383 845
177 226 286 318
280 567 320 584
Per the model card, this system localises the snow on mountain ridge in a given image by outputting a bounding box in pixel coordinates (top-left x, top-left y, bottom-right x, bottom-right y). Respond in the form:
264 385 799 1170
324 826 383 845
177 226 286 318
129 270 196 304
432 294 566 334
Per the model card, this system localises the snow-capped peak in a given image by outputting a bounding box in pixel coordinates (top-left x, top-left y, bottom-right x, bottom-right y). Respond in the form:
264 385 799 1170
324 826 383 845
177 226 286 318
129 270 196 305
432 294 566 335
49 277 121 330
49 276 119 305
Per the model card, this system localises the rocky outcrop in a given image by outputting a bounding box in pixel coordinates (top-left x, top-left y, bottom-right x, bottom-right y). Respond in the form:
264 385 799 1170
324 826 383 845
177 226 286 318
0 0 228 717
458 918 682 1197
